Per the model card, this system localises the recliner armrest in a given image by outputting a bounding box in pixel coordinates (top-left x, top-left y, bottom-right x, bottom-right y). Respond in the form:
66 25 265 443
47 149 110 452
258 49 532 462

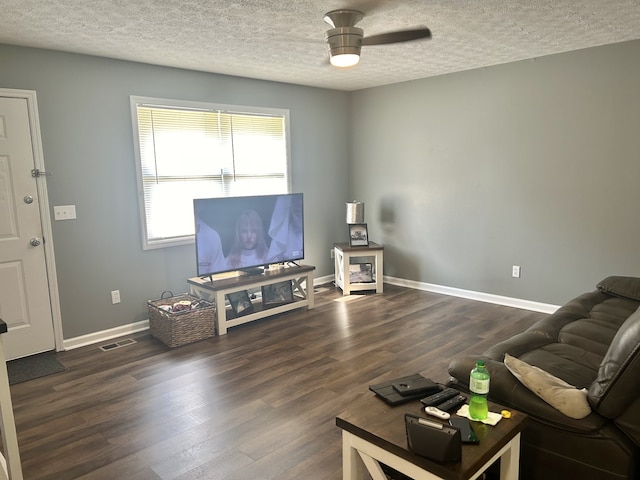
589 306 640 417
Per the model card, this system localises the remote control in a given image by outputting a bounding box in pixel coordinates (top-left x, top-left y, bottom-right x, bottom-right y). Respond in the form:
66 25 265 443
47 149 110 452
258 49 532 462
420 387 459 407
424 405 451 420
436 394 467 412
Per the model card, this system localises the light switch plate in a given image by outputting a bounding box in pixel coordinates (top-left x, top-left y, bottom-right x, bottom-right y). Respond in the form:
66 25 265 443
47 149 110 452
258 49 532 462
54 205 76 220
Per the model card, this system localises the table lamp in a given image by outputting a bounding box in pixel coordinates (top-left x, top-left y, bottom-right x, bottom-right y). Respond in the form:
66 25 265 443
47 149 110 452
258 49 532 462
346 201 364 224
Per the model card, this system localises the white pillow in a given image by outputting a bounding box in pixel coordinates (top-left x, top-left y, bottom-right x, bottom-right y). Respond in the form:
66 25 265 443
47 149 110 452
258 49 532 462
504 353 591 419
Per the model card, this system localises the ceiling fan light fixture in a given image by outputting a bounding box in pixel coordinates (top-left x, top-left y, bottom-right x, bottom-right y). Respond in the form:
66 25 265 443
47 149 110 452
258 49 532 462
326 26 363 68
321 8 432 68
330 52 360 68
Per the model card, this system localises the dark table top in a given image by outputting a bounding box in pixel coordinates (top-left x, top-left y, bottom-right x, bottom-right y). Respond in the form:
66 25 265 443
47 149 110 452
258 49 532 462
188 264 315 291
336 390 527 480
334 241 384 252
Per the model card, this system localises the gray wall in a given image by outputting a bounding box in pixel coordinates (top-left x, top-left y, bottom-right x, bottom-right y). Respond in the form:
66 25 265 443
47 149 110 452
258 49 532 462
351 40 640 305
2 39 640 340
0 45 349 338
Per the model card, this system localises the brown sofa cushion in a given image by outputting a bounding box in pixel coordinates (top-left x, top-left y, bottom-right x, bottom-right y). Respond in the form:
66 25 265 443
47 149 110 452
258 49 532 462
588 306 640 418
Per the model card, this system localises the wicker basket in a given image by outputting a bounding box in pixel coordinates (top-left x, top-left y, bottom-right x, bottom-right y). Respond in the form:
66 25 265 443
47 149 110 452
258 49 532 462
148 292 215 347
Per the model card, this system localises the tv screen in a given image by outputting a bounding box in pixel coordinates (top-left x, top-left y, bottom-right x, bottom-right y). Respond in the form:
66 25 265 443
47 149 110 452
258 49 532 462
194 193 304 277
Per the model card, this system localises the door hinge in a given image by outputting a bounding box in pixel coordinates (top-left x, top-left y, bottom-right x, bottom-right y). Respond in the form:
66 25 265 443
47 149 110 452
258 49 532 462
31 168 53 178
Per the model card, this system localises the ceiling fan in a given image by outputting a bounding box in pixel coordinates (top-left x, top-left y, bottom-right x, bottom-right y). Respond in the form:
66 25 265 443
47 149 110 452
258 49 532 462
323 9 432 67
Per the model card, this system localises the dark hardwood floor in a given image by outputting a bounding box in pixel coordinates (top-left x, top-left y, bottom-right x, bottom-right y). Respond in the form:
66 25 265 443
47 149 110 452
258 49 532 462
8 283 548 479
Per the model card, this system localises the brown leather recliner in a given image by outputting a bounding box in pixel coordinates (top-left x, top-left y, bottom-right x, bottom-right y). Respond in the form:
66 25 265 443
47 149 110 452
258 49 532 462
448 276 640 480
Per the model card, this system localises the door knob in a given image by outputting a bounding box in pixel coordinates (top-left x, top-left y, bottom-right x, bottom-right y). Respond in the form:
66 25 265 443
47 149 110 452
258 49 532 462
24 195 34 204
30 237 41 247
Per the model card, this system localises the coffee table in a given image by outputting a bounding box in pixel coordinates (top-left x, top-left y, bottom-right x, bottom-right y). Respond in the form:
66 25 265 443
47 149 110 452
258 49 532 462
336 392 526 480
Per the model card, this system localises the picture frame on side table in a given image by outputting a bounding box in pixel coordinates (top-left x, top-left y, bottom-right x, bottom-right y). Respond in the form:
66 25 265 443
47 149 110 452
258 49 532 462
348 223 369 247
262 280 294 308
349 263 374 283
227 290 254 317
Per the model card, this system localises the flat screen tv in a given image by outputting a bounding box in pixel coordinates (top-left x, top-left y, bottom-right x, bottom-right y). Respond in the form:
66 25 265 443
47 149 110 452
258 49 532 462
194 193 304 278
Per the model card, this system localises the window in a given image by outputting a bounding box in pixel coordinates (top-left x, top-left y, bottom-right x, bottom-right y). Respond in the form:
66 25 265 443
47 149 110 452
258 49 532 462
130 96 291 249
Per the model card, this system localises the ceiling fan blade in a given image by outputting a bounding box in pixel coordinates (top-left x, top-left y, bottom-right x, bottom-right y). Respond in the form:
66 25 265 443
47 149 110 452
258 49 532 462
362 28 432 45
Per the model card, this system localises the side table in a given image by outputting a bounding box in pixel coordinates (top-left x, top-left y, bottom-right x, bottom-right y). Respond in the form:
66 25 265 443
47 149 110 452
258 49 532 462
334 242 384 296
336 393 525 480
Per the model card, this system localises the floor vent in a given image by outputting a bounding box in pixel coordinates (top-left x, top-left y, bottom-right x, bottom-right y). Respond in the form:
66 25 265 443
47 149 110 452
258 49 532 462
99 338 137 352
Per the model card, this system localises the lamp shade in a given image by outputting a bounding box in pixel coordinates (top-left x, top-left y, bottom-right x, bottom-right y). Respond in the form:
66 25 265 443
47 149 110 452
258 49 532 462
346 201 365 224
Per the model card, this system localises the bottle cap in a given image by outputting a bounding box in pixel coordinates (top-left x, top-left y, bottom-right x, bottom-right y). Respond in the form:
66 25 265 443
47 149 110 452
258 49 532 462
476 359 485 366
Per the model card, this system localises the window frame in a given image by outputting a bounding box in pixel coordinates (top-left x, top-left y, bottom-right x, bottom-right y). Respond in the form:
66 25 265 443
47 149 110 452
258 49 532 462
130 95 292 250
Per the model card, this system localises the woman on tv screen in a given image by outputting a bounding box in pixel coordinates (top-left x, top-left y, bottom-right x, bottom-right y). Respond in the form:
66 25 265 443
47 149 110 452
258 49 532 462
225 209 269 269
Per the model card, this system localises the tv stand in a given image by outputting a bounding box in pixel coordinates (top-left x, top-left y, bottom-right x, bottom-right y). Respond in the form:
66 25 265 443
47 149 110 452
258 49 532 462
238 267 264 276
187 264 315 335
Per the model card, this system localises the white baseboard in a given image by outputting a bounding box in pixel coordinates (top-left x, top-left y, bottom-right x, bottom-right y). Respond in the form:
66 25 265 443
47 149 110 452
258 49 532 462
314 274 334 286
61 276 558 351
384 276 559 314
63 275 333 351
63 320 149 351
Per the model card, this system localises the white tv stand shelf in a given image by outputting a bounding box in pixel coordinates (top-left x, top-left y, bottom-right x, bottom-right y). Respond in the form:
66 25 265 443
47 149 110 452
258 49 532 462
188 264 315 335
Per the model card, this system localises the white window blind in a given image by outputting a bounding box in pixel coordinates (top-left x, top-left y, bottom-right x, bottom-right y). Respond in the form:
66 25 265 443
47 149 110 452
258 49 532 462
131 96 291 249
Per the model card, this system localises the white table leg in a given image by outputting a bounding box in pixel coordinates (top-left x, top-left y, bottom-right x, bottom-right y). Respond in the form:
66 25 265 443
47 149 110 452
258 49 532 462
0 337 23 480
305 272 315 308
345 251 353 296
500 432 520 480
334 248 340 291
215 291 227 335
342 431 365 480
374 250 383 293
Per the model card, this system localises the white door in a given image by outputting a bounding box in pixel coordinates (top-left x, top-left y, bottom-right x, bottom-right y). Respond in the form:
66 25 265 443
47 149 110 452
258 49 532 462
0 94 57 360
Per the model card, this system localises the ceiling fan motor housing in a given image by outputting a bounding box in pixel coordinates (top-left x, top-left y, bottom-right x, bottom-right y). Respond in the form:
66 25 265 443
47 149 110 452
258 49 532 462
326 26 363 57
323 9 364 28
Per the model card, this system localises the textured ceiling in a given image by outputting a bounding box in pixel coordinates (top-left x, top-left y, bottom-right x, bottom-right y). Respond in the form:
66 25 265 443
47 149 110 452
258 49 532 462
2 0 640 91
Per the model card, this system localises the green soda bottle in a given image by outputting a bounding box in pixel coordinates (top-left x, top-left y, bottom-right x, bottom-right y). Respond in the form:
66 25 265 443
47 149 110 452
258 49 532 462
469 360 490 420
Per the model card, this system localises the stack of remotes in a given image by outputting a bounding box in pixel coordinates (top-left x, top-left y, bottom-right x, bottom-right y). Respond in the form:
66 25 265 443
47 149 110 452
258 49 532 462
420 387 467 419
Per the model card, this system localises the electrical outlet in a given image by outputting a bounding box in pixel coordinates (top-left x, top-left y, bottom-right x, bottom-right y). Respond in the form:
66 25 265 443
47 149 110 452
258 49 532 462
111 290 121 304
512 265 521 278
53 205 77 220
330 248 335 259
